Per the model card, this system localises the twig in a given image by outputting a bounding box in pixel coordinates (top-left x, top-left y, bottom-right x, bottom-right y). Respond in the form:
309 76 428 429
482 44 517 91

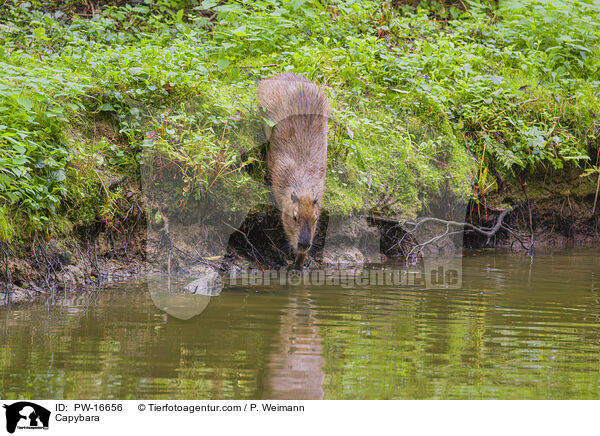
515 98 538 107
405 228 466 264
0 242 12 299
221 221 266 265
395 205 517 240
593 147 600 214
238 63 279 69
501 225 530 251
363 204 519 264
92 168 110 199
520 180 535 250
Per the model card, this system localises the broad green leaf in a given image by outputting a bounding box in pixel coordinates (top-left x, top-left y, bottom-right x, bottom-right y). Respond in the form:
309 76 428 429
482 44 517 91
201 0 218 9
17 96 33 111
232 25 247 36
292 0 307 10
217 58 230 71
33 27 49 42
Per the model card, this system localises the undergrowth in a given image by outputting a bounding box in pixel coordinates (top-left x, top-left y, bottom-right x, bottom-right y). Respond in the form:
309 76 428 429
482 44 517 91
0 0 598 245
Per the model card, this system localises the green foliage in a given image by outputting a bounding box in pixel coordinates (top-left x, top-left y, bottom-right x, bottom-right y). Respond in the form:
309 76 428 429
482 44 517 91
0 0 598 241
499 0 600 81
0 206 14 243
0 63 87 227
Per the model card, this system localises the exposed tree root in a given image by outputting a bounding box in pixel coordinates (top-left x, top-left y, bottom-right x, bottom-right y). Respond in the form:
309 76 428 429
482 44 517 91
366 202 533 264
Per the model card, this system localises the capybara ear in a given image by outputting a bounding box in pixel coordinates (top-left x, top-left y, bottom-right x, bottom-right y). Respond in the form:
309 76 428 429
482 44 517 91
291 192 299 203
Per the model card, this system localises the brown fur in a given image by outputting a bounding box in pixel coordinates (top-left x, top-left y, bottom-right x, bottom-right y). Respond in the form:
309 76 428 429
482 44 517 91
257 73 330 268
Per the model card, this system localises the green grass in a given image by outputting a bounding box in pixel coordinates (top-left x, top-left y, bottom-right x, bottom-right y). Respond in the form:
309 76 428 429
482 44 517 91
1 0 599 244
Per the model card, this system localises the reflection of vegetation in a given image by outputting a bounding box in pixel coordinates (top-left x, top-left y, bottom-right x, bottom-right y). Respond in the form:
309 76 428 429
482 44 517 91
0 286 278 399
318 254 600 399
1 254 600 399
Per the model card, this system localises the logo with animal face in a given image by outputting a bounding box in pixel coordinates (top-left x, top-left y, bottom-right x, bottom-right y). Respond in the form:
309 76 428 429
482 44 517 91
2 402 50 433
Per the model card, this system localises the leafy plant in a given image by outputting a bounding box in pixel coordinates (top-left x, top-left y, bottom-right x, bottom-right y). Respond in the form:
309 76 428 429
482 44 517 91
0 0 598 243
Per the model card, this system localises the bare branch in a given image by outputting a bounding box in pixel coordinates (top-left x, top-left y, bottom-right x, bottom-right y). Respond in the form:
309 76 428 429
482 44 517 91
363 205 521 264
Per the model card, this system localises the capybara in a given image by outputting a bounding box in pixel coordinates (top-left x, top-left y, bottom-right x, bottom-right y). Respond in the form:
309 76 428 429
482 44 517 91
257 73 330 268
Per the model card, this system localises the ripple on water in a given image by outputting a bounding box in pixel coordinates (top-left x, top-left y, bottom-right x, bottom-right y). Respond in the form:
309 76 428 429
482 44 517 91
1 251 600 399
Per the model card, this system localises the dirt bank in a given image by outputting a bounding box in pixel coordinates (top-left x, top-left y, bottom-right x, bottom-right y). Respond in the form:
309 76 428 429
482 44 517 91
2 181 599 306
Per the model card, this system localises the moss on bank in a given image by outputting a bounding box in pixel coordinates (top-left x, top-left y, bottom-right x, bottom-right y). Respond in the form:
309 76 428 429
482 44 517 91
0 0 599 253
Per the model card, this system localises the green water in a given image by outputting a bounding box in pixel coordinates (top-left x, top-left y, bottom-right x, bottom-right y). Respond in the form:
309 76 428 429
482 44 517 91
1 251 599 399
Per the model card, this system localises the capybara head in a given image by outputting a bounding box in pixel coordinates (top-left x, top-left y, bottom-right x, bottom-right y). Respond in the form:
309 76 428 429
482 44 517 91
281 191 320 255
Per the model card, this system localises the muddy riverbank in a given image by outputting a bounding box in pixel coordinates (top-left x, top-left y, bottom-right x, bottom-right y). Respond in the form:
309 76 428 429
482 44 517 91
2 186 599 306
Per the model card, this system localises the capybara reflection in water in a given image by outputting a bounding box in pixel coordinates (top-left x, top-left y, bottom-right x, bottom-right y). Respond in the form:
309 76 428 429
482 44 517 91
257 73 330 269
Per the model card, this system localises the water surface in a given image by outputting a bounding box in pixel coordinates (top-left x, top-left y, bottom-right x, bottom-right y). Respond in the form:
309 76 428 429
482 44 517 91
1 251 599 399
